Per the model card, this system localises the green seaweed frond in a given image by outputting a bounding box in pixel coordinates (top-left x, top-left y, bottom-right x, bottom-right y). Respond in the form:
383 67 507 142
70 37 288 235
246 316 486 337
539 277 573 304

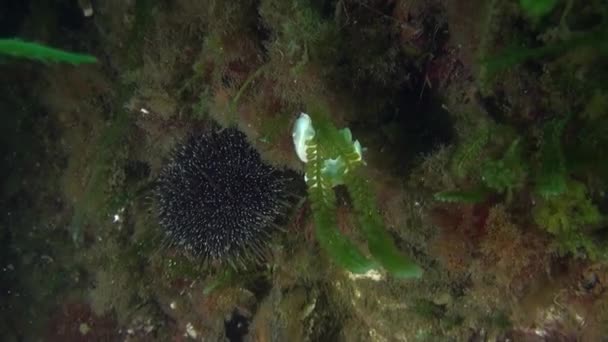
536 117 568 198
301 110 422 278
481 138 527 198
451 121 490 179
345 170 423 278
482 29 608 76
0 38 97 64
433 189 488 204
533 180 604 258
304 137 376 274
260 0 333 64
519 0 559 18
552 230 605 260
570 110 608 184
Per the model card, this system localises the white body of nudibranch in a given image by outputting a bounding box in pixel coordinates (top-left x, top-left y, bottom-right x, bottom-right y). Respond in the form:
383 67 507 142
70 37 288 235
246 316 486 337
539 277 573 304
292 112 365 186
292 112 316 162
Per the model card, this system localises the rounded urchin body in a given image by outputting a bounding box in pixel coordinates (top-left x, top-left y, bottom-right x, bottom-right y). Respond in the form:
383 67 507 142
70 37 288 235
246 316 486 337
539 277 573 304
156 128 288 265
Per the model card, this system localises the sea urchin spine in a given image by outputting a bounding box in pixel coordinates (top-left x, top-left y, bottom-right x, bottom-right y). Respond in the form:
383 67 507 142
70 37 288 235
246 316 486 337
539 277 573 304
155 128 289 267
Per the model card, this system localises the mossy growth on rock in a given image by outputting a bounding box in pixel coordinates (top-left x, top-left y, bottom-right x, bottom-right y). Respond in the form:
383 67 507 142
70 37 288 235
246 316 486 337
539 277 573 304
533 180 605 259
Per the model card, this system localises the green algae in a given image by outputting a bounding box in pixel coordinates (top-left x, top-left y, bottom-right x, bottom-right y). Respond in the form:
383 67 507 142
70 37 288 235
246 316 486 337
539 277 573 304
0 38 97 64
535 116 568 198
303 108 421 278
533 180 604 258
433 189 488 204
5 0 608 340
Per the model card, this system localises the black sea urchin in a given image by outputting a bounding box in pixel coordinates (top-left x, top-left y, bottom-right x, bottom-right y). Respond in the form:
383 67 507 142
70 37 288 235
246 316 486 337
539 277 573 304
155 128 288 265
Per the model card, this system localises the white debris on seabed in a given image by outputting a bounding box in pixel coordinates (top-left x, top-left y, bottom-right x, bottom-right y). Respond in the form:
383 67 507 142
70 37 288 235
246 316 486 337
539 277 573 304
301 297 317 320
170 301 177 310
112 207 126 225
348 269 384 281
123 317 156 338
40 255 54 264
368 328 388 342
79 322 90 335
185 322 198 339
78 0 94 17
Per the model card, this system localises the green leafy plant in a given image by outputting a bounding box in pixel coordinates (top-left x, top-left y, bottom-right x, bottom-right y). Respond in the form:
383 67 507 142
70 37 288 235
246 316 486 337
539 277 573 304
304 136 376 274
533 180 604 258
481 138 527 200
433 189 488 204
482 28 608 76
0 38 97 64
536 117 568 198
260 0 333 65
564 92 608 185
436 114 607 261
519 0 559 18
436 117 568 204
451 121 490 179
294 110 422 279
437 128 523 204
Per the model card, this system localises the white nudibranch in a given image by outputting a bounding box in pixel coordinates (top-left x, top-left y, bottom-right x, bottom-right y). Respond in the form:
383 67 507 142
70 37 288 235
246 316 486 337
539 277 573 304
292 113 316 162
292 112 365 187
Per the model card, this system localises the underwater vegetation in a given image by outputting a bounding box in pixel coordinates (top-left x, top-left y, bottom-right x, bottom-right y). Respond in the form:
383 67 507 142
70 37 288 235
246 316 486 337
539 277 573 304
435 114 607 259
424 0 608 336
293 109 422 279
533 180 604 258
4 0 608 340
0 38 97 64
519 0 559 18
536 116 568 198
